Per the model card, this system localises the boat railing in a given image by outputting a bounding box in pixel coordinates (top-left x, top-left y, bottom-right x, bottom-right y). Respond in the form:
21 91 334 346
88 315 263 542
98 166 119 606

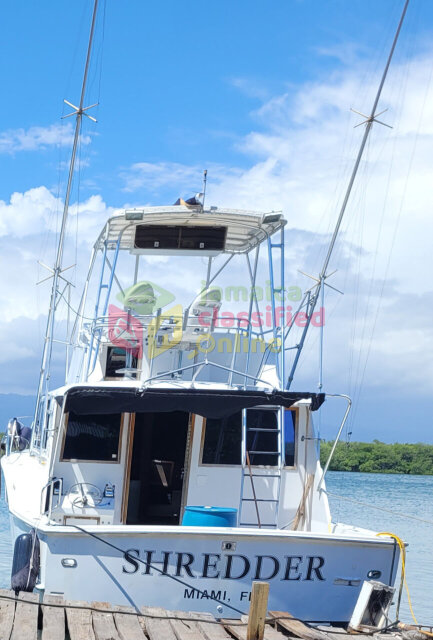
140 358 276 390
317 394 352 491
86 312 266 341
79 312 277 386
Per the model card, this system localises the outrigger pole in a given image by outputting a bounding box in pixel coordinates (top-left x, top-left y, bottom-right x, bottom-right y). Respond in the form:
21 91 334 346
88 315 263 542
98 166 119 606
33 0 99 434
286 0 410 390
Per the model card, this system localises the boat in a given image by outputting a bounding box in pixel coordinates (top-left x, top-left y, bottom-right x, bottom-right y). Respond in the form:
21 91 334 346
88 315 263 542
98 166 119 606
1 0 410 624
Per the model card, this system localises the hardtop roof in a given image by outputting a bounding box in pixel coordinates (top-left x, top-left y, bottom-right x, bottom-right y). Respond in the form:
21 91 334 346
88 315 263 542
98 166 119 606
96 205 286 254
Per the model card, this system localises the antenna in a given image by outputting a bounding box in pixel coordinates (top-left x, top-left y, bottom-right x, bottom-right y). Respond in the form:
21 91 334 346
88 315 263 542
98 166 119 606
286 0 410 390
33 0 100 434
201 169 208 212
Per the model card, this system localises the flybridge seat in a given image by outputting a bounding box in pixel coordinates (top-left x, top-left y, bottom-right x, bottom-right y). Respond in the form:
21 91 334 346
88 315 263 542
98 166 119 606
181 287 222 344
118 282 157 315
95 206 286 256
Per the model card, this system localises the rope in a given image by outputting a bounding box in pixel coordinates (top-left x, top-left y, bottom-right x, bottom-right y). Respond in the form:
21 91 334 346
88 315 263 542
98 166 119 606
376 532 419 627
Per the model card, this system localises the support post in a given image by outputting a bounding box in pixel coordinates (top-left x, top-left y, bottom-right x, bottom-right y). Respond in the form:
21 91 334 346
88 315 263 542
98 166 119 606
247 581 269 640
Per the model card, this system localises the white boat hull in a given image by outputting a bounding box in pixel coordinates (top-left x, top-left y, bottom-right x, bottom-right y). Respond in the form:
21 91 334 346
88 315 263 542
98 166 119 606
11 514 399 621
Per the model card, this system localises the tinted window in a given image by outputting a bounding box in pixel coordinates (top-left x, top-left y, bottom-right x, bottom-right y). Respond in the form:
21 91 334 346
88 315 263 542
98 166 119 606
202 412 242 464
246 409 278 465
134 225 226 250
284 410 296 466
201 408 283 466
63 412 122 461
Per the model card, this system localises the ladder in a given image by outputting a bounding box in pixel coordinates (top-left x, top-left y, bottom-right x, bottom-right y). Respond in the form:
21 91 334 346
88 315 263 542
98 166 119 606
238 407 283 528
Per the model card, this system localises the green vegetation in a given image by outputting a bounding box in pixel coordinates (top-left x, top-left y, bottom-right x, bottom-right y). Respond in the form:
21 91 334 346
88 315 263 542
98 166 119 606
320 440 433 475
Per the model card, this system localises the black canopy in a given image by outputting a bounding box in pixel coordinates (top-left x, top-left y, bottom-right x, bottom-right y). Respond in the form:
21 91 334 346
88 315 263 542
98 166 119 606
59 386 325 419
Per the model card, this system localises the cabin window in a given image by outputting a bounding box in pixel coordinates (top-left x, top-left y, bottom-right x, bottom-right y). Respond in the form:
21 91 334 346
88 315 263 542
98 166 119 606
61 412 122 462
246 408 279 465
284 409 296 467
201 411 242 465
201 408 296 466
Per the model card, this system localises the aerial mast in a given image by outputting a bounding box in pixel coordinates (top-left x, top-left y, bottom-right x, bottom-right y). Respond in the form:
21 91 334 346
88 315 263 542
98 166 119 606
33 0 100 435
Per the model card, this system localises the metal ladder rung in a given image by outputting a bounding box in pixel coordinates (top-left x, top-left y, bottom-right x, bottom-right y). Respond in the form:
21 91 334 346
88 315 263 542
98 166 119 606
246 472 281 478
239 522 278 528
248 450 279 455
242 498 278 503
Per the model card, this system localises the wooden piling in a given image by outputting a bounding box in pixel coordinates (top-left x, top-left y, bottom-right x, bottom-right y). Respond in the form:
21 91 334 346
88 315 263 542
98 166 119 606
246 581 270 640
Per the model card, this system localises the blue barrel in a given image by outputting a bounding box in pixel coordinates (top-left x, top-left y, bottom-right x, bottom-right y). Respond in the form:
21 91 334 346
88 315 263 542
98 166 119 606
182 506 237 527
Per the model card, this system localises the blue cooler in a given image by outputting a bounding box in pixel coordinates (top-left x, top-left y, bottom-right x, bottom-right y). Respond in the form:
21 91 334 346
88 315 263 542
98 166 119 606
182 506 237 527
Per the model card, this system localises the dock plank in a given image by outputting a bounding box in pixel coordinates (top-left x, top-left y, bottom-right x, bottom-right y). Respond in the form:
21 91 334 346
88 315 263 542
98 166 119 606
113 605 147 640
192 612 232 640
142 607 177 640
0 589 16 640
92 601 122 640
10 591 39 640
0 591 406 640
169 611 208 640
66 600 96 640
317 625 350 640
42 594 66 640
224 615 288 640
269 612 329 640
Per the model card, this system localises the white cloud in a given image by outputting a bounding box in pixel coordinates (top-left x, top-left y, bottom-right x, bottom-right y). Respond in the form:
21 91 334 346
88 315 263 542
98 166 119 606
228 77 270 100
0 186 60 238
121 162 208 193
0 186 113 325
0 122 91 154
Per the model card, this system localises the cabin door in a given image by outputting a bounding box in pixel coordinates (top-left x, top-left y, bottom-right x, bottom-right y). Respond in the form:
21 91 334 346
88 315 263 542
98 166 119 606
122 411 192 525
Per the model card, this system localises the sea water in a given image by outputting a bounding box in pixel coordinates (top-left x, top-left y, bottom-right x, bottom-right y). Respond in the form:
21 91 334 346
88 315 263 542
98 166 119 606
0 471 431 624
326 471 433 625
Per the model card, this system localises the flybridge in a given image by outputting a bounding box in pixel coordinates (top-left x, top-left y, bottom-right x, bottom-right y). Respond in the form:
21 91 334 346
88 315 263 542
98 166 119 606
66 202 289 392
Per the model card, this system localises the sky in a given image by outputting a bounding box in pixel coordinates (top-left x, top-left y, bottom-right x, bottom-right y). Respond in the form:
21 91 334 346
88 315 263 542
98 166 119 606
0 0 433 443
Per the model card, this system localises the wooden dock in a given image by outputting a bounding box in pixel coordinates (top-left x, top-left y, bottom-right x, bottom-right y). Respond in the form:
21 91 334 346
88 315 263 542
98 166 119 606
0 589 408 640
